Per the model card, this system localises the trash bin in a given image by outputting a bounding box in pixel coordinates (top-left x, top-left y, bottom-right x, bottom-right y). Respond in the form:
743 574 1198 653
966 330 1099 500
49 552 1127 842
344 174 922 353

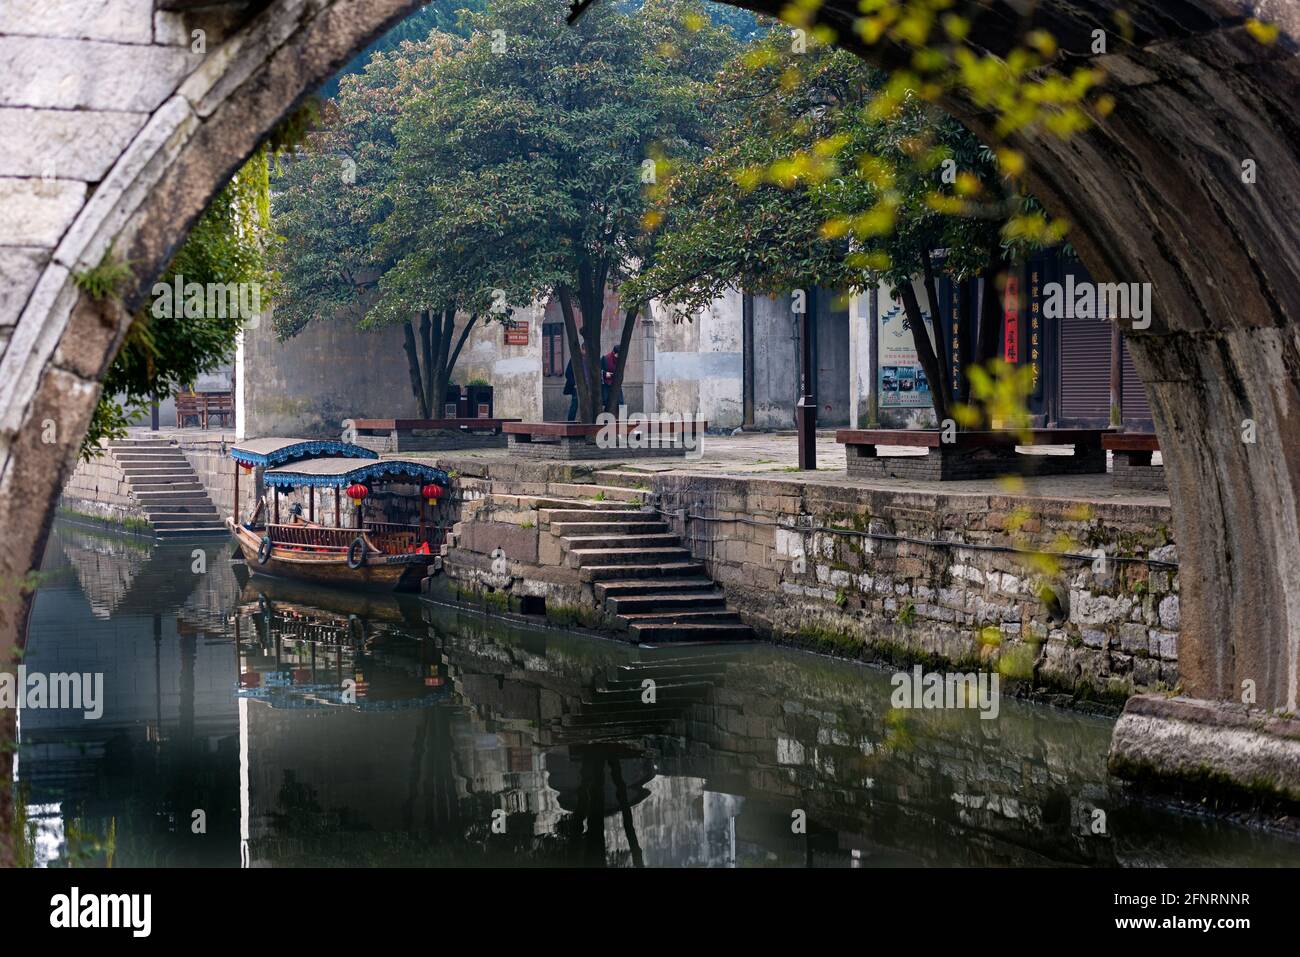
466 383 494 419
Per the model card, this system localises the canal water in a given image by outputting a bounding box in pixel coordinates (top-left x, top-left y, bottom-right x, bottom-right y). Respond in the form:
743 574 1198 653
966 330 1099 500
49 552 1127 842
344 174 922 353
17 520 1300 867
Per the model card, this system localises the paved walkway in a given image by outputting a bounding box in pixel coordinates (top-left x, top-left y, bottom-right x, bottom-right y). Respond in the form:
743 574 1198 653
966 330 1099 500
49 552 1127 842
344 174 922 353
407 430 1172 508
124 425 237 443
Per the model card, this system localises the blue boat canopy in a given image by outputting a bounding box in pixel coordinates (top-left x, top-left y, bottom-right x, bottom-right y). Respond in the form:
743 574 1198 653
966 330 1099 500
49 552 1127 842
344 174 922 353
230 437 378 468
263 457 450 490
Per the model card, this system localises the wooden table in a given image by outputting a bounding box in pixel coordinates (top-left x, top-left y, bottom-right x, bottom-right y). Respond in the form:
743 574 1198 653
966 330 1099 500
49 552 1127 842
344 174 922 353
835 428 1110 481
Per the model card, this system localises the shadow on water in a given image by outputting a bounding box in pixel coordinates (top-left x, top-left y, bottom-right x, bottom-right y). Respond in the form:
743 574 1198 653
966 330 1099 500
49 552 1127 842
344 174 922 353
17 519 1300 867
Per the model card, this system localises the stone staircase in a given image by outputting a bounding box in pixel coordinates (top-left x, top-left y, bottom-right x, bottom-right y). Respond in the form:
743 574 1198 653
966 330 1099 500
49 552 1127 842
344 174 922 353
108 439 227 537
539 485 753 644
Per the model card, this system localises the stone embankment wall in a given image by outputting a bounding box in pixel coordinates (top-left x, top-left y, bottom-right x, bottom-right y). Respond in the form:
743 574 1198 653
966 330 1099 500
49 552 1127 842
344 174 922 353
431 483 613 629
622 472 1178 705
180 434 234 517
59 446 147 526
425 454 1180 705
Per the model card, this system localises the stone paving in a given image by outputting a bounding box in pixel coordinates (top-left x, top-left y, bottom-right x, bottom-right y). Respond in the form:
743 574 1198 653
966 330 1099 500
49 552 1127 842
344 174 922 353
400 429 1171 507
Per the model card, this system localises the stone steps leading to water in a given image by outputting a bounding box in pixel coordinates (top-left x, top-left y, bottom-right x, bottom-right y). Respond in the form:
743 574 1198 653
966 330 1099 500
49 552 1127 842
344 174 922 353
108 439 226 537
540 488 753 645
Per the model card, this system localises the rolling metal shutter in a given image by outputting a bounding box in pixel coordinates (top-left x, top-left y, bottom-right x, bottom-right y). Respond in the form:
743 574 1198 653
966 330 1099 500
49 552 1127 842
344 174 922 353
1120 337 1152 424
1059 316 1111 421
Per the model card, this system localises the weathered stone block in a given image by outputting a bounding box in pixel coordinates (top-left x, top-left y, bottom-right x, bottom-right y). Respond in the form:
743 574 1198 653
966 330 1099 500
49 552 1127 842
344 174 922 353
1119 622 1149 654
0 37 194 111
1158 595 1180 630
0 107 147 180
0 0 155 43
0 177 86 246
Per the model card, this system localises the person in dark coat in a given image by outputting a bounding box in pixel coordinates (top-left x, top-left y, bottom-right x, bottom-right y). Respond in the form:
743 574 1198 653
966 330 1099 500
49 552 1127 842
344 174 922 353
601 344 625 413
563 345 586 421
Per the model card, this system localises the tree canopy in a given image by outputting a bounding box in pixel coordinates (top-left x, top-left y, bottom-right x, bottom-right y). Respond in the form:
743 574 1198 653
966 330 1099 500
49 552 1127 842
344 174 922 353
79 148 273 458
631 30 1066 423
274 0 737 418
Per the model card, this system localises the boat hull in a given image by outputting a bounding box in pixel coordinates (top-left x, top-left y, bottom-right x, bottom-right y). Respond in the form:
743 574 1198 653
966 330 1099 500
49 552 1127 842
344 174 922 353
229 520 427 591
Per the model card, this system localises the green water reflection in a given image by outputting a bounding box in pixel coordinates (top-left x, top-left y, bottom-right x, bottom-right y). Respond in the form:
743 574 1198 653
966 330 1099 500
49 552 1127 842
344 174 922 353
18 520 1300 867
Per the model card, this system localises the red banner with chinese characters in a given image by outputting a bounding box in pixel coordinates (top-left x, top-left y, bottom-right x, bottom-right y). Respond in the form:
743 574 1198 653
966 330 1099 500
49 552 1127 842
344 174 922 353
1002 275 1020 363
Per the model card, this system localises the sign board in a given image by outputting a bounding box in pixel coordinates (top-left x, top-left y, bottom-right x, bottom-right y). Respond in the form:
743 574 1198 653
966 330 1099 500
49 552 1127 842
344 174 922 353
877 279 937 409
504 320 529 346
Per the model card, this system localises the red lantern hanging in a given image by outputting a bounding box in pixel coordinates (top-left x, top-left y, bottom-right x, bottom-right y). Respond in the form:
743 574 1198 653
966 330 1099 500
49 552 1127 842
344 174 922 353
239 461 254 473
346 483 369 507
421 483 445 506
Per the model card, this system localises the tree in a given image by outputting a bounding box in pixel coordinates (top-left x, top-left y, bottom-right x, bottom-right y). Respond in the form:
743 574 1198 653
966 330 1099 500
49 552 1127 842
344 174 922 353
316 0 486 99
383 0 739 422
273 33 506 418
633 34 1057 426
79 148 273 458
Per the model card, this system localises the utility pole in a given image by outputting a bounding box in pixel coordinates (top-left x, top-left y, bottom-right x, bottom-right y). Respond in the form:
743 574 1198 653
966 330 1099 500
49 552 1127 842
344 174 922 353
796 287 817 470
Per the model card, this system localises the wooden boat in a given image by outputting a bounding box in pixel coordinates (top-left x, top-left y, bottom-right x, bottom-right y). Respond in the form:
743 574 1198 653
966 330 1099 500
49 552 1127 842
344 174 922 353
227 438 450 591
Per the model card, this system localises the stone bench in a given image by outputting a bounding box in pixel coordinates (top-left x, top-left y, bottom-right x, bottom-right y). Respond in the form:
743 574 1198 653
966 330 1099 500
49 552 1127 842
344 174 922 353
503 419 708 460
352 417 520 453
835 428 1109 481
1103 432 1165 490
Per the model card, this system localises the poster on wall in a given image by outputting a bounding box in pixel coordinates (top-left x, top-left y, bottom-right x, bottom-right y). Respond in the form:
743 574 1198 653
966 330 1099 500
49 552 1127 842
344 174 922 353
877 279 937 409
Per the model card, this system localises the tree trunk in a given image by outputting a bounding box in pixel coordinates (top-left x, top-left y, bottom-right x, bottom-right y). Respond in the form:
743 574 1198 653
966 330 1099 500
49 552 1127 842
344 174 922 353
420 310 435 416
437 309 477 407
445 310 477 378
402 318 430 418
556 286 594 422
603 304 640 415
578 281 604 424
898 279 948 423
429 309 449 414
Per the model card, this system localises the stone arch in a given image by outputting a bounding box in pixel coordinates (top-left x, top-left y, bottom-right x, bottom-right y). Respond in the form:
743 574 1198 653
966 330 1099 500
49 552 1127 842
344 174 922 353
0 3 1297 788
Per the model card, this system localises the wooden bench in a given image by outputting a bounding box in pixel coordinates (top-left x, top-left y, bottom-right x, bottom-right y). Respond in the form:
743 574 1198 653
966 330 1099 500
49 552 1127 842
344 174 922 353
834 428 1109 481
174 391 234 429
503 418 708 460
1102 432 1164 490
351 417 522 453
203 391 234 428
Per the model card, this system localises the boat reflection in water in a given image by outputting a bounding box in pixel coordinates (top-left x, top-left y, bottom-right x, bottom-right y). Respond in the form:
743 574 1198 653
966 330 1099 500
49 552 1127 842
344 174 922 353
19 521 1300 868
235 581 449 713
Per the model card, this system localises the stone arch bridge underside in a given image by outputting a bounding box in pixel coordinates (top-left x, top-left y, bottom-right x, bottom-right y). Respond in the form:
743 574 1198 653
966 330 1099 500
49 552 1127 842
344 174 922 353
0 0 1297 737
